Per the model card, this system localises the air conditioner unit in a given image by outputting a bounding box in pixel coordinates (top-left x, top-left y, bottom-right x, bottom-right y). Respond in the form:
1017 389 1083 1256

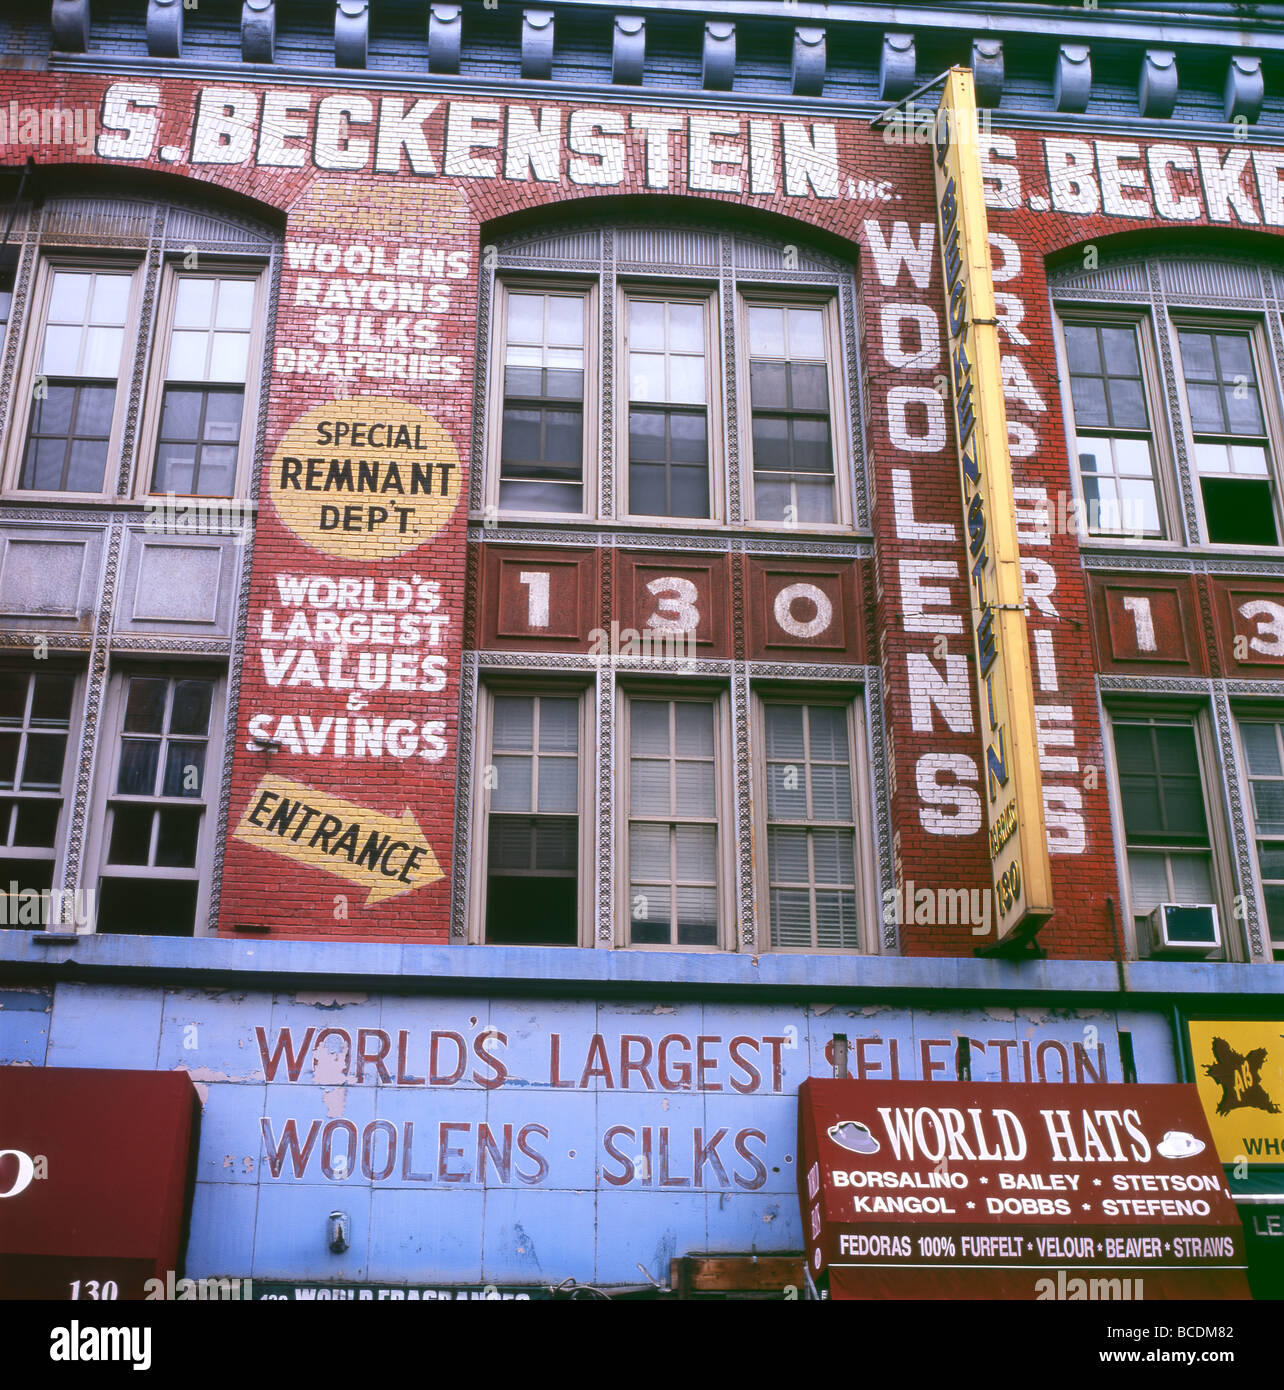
1143 903 1221 958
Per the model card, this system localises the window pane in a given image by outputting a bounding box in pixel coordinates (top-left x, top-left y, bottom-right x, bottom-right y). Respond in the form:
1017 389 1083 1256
675 824 716 882
14 799 59 848
787 308 825 359
30 673 73 723
0 733 19 785
506 294 544 344
108 805 153 864
124 678 168 733
674 761 715 817
748 306 784 356
1169 853 1214 903
1127 851 1170 916
155 807 202 868
116 740 159 796
629 299 665 351
162 742 206 798
629 761 671 816
209 332 250 382
631 702 670 756
629 823 670 880
81 326 124 377
808 706 849 760
20 734 66 789
765 705 805 759
40 324 81 375
546 295 583 347
1251 780 1284 835
674 702 714 756
538 699 578 752
95 878 199 936
490 755 532 811
789 363 829 413
629 353 666 402
537 757 577 814
668 303 703 352
1070 375 1108 427
48 272 91 323
749 361 788 411
0 675 27 723
166 330 207 380
1100 326 1139 375
214 280 255 330
1179 332 1215 379
171 680 213 736
174 278 215 328
1063 325 1101 375
768 826 809 881
1242 724 1283 777
492 697 534 750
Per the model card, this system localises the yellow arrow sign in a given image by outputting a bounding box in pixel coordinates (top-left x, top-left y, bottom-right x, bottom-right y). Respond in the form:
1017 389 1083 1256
235 774 443 906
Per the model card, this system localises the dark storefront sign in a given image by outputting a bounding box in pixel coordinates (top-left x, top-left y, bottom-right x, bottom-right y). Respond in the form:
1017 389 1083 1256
798 1079 1250 1300
0 1067 200 1300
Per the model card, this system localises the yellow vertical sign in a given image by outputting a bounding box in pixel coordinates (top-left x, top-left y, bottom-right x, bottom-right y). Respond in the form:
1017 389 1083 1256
933 69 1053 942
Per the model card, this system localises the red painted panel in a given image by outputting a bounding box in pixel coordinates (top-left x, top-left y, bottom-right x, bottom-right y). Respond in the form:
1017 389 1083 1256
798 1078 1249 1300
747 558 861 662
478 545 598 650
617 552 729 658
1214 580 1284 673
1087 576 1202 672
0 1067 200 1299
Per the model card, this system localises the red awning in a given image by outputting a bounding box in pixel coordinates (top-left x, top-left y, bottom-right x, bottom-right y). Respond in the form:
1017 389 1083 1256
798 1079 1250 1300
0 1067 200 1299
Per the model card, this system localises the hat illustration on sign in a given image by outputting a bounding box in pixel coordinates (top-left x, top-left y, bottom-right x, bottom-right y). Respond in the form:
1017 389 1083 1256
828 1120 880 1156
1156 1130 1205 1159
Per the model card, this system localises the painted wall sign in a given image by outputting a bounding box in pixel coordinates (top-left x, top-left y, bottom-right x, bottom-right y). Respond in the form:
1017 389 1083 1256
932 70 1052 942
235 775 443 904
2 984 1181 1289
270 398 461 560
1186 1020 1284 1165
798 1078 1250 1300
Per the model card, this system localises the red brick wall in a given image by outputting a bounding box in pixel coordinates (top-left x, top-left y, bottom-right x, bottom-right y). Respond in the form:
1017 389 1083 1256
4 73 1282 954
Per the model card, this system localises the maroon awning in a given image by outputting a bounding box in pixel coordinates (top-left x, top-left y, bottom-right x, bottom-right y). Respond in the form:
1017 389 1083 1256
0 1067 200 1299
798 1079 1250 1300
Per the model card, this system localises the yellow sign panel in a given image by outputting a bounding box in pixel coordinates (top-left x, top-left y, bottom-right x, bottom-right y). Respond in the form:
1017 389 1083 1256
1187 1020 1284 1166
933 69 1053 942
235 774 443 906
269 397 461 561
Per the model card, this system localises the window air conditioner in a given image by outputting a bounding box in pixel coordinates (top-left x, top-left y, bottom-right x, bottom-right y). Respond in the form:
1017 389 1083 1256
1142 903 1221 958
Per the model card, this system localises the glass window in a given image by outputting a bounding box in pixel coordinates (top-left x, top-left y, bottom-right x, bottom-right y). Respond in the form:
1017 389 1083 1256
97 674 217 936
499 290 586 513
626 297 710 518
20 269 132 493
1062 321 1162 537
1113 719 1215 929
1239 719 1284 953
747 304 836 524
483 693 580 945
763 703 860 949
626 697 719 947
150 276 255 497
1177 327 1278 546
0 668 76 907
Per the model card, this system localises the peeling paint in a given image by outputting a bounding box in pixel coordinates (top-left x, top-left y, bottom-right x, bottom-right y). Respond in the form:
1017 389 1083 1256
294 991 368 1007
321 1086 346 1118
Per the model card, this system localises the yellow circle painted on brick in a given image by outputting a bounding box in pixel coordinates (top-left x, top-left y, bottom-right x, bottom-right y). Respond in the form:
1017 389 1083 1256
269 397 461 560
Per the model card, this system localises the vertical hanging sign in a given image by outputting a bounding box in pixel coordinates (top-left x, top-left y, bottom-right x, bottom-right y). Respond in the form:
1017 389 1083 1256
933 68 1053 942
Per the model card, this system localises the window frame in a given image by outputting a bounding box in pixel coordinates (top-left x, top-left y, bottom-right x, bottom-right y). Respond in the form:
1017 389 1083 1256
82 663 228 938
751 687 876 954
0 662 83 897
3 252 145 502
1052 305 1178 545
469 678 594 948
1167 310 1284 552
485 276 598 523
1102 702 1237 960
616 682 734 951
617 281 724 526
1231 707 1284 964
133 257 269 503
737 287 851 532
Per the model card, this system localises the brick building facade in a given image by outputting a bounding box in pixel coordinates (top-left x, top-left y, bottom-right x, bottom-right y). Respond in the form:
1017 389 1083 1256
0 0 1281 1299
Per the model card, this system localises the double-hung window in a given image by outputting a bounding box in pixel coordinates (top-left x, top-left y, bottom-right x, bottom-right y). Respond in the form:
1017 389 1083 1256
0 668 77 902
1112 717 1217 930
1237 719 1284 957
94 672 221 936
21 267 134 494
1061 320 1162 537
150 274 257 497
481 691 582 946
762 701 862 949
497 288 588 515
625 295 711 519
746 303 838 525
624 695 721 947
1177 325 1279 546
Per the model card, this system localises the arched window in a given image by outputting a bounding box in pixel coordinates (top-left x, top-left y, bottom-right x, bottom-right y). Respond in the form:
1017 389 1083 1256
476 221 862 531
